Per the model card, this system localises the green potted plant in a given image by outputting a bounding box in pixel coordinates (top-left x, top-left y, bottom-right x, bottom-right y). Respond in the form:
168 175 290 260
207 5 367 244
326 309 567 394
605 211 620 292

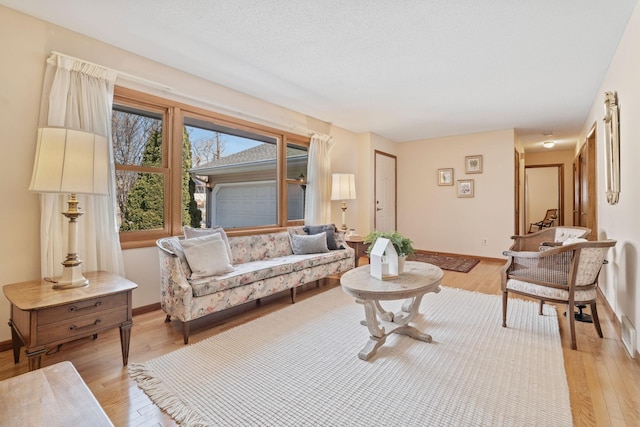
364 230 415 257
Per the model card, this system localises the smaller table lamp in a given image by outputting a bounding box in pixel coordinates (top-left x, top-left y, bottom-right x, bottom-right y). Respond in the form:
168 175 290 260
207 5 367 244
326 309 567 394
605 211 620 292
331 173 356 230
29 127 109 289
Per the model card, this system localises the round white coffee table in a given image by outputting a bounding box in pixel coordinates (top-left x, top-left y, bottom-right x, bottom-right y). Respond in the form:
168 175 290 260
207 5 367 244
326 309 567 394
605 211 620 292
340 261 443 360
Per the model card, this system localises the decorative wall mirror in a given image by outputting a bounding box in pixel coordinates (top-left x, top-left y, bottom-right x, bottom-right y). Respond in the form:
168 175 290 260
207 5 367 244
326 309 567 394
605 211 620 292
603 91 620 204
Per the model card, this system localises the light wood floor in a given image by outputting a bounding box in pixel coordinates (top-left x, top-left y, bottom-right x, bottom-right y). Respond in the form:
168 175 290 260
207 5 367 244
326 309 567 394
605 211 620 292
1 259 639 426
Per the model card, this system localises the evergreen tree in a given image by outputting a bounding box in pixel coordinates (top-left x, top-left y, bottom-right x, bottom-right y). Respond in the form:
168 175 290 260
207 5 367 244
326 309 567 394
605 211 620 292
121 127 202 231
121 130 164 231
182 128 202 228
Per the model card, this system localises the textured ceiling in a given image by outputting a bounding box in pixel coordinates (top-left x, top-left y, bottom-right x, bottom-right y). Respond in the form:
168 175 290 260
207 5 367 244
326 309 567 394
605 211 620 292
2 0 637 151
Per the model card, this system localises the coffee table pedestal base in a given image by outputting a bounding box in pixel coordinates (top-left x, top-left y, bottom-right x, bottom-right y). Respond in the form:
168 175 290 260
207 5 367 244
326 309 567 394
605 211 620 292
356 293 436 361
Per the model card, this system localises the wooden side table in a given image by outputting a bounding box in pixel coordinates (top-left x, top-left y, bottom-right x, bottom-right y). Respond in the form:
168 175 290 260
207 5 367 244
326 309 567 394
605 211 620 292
345 236 369 267
3 271 137 371
0 361 113 426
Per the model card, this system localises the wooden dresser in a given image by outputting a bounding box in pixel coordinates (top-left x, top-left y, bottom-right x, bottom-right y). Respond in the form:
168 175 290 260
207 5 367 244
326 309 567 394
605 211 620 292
3 271 137 371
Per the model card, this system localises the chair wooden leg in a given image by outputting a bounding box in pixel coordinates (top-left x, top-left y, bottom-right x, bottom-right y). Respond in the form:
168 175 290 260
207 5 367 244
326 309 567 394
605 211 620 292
567 304 577 350
591 302 604 338
539 300 544 315
502 291 508 327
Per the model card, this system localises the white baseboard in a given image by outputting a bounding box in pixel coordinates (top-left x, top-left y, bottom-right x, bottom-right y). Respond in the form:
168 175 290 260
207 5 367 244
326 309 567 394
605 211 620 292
621 315 637 359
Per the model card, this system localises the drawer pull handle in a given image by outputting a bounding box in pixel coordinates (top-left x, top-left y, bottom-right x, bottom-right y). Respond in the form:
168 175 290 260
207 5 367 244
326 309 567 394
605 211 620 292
68 319 102 332
68 301 102 312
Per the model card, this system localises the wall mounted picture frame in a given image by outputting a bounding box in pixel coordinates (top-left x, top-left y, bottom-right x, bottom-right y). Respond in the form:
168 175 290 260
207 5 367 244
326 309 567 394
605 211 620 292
457 179 474 198
465 155 483 174
437 168 454 186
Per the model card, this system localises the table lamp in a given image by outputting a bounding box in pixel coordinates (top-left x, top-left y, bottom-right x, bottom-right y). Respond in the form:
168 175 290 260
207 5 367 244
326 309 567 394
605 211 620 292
29 127 109 289
331 173 356 230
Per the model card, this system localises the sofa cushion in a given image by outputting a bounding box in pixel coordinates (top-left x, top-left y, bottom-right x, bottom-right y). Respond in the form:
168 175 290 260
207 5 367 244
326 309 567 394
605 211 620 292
189 259 294 296
180 233 234 279
184 226 233 262
303 224 339 250
275 249 352 271
291 232 329 255
229 232 294 264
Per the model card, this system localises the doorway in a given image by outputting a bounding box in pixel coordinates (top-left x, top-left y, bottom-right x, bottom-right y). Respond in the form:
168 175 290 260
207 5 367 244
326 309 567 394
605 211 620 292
374 150 397 232
525 164 564 231
574 125 597 240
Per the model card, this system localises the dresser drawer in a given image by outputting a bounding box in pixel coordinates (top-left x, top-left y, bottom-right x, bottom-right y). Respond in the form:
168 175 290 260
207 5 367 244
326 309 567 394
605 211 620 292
38 293 128 325
36 306 128 344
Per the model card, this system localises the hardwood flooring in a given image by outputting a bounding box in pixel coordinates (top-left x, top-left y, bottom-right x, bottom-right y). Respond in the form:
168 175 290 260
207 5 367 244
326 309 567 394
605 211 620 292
1 259 639 426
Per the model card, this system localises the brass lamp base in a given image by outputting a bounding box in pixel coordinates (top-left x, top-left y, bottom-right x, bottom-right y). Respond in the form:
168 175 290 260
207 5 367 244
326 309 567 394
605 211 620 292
52 193 89 289
340 202 348 230
53 265 89 289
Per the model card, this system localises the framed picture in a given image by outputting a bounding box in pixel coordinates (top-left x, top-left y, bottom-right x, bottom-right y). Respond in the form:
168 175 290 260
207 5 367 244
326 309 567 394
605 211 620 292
437 168 454 186
457 179 474 198
465 155 483 174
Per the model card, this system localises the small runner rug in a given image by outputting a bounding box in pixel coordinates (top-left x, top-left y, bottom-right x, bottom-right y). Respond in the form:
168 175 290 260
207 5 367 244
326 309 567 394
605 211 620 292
129 287 572 426
409 252 480 273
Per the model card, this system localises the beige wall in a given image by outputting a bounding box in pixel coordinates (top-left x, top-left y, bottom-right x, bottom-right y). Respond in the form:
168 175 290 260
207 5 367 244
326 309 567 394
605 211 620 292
0 7 364 342
397 129 515 258
576 1 640 356
524 150 575 226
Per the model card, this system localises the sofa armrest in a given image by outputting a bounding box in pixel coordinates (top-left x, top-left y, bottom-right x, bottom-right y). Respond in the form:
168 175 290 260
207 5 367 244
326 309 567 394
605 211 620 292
335 230 351 251
157 248 193 322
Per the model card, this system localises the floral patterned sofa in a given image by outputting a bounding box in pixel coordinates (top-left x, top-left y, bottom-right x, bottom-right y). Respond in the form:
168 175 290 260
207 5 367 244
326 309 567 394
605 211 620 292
156 226 354 343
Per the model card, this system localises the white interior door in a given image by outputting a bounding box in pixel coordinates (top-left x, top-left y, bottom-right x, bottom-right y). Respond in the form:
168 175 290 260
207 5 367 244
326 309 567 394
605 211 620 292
374 151 397 232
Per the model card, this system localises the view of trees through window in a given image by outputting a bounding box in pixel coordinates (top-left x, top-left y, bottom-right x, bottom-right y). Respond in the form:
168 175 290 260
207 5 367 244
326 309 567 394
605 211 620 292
112 88 309 242
112 105 201 232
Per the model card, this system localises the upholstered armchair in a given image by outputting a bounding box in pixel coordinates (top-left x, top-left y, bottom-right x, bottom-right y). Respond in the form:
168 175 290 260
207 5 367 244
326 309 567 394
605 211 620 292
501 239 616 350
508 226 590 252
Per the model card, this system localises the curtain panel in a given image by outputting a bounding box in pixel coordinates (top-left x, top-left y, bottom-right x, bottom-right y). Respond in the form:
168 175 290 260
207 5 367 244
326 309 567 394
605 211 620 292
304 133 334 225
36 53 125 278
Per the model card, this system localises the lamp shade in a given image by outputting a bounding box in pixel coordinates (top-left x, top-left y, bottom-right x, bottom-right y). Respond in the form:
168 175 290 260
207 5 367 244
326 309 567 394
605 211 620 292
331 173 356 200
29 127 109 195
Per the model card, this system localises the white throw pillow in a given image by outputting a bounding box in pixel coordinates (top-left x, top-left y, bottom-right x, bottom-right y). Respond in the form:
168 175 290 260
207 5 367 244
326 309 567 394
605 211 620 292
290 232 330 255
180 233 234 279
183 226 233 262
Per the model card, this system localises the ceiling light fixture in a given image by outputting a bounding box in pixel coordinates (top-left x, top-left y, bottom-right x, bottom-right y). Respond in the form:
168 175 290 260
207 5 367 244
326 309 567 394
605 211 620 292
543 141 555 148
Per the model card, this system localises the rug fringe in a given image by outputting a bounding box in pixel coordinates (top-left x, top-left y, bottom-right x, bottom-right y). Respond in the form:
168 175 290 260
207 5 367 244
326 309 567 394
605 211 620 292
128 363 210 427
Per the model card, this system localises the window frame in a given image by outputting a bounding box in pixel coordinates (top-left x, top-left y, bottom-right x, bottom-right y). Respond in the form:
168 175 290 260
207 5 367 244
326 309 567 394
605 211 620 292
113 86 310 249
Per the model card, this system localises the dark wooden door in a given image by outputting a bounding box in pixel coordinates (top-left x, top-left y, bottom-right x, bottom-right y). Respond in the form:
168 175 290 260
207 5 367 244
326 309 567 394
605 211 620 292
574 126 597 240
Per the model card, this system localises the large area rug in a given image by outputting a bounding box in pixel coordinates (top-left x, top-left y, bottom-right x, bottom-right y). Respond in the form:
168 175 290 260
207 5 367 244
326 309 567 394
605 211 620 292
129 287 572 426
408 253 480 273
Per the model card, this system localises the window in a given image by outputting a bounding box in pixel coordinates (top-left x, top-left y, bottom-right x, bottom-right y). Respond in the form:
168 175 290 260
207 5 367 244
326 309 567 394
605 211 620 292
112 87 309 247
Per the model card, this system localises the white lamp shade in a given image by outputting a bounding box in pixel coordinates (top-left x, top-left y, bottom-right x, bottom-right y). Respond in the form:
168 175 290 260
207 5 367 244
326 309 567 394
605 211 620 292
29 127 109 195
331 173 356 200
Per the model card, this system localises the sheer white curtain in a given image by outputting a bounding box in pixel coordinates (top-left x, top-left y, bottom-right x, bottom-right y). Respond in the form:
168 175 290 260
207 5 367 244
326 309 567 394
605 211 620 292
37 53 125 278
304 133 334 225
